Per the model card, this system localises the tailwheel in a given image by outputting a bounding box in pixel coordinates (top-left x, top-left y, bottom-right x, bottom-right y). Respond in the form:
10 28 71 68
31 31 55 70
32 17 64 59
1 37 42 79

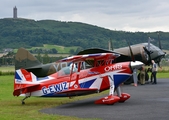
22 101 25 105
118 93 130 103
21 96 30 105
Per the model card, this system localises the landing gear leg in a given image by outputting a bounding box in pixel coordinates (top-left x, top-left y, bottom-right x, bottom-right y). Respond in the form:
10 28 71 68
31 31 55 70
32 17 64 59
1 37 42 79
21 96 30 105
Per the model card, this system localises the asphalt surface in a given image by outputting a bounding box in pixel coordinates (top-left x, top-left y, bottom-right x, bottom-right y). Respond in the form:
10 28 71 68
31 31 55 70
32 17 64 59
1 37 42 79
40 78 169 120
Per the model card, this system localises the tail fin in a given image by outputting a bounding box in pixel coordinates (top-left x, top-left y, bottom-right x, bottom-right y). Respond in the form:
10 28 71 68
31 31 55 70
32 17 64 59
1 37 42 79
15 48 42 70
13 69 39 96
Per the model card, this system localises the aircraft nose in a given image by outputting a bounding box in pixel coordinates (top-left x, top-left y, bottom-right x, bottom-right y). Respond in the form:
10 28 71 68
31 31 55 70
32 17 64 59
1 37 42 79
130 61 144 70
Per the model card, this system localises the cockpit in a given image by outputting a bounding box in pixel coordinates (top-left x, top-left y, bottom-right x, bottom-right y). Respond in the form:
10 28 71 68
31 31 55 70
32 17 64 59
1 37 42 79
57 65 78 77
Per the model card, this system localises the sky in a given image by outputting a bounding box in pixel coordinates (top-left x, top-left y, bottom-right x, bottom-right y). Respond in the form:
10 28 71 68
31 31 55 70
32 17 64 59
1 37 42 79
1 0 169 32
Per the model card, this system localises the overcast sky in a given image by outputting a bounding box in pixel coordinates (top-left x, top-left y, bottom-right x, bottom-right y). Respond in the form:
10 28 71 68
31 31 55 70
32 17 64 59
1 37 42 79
1 0 169 32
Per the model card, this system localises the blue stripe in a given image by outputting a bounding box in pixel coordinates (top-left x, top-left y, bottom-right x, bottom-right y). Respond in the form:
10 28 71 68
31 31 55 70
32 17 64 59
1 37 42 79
114 74 131 87
79 78 96 88
15 72 21 80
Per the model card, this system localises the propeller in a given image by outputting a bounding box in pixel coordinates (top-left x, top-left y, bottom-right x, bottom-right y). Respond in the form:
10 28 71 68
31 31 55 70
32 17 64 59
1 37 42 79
126 40 138 86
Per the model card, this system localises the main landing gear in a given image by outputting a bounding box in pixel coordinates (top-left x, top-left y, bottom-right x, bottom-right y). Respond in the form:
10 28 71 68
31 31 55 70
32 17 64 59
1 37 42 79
95 75 130 105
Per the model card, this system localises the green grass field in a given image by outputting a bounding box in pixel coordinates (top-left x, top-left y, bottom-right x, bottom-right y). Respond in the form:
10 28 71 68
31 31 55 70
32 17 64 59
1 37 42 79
0 66 14 72
0 75 102 120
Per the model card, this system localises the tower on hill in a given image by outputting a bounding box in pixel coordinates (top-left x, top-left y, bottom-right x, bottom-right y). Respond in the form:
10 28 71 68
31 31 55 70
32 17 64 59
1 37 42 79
13 6 17 18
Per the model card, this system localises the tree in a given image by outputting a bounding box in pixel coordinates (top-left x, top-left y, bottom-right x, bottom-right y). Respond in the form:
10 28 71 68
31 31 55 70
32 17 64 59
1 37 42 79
69 49 75 55
42 53 50 64
36 53 42 63
51 48 58 54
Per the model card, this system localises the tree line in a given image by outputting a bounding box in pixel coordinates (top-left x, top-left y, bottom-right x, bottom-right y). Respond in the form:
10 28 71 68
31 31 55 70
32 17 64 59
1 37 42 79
0 51 65 66
0 18 169 51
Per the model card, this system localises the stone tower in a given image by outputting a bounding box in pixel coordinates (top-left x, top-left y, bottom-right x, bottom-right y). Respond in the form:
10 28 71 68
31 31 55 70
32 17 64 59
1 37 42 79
13 6 17 18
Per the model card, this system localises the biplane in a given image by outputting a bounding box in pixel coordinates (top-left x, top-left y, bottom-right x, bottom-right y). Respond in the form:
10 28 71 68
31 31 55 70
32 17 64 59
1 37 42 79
13 53 143 105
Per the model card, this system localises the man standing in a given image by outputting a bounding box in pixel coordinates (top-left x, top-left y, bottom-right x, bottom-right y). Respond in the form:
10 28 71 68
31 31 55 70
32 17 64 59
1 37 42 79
140 66 145 85
151 60 158 84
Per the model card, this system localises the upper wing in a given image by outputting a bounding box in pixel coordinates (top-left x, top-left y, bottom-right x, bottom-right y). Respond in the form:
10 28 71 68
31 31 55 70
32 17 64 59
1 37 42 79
58 53 121 63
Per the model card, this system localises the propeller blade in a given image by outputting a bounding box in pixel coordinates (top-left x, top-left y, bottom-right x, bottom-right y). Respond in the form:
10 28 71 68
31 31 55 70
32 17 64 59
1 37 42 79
143 46 152 64
110 39 114 51
126 40 135 62
143 46 151 55
148 37 151 51
108 39 114 51
158 33 162 49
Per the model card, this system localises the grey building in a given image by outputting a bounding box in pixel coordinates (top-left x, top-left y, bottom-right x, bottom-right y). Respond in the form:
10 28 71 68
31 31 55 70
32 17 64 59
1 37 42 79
13 6 17 18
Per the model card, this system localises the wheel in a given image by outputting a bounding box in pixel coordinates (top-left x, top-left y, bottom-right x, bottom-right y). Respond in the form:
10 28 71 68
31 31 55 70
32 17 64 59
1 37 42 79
22 101 25 105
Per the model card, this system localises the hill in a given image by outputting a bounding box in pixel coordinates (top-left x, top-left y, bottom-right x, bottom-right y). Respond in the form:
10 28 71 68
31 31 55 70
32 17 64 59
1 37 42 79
0 18 169 51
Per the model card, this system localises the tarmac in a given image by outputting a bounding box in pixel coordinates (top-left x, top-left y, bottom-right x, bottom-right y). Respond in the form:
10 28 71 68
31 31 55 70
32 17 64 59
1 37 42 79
40 78 169 120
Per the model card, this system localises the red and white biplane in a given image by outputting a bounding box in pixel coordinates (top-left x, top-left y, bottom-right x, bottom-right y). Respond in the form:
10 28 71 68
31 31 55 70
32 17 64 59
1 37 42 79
13 53 143 105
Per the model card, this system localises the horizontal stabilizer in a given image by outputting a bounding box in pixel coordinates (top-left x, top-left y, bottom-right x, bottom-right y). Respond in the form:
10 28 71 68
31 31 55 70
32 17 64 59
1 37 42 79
14 69 40 96
13 84 40 96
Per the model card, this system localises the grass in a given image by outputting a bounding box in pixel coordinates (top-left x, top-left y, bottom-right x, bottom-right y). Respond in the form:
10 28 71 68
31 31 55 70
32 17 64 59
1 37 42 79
0 66 14 72
157 72 169 78
0 66 14 76
0 75 102 120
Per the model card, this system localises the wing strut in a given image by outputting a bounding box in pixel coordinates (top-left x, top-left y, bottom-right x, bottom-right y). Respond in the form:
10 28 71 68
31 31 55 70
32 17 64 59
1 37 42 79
69 62 81 89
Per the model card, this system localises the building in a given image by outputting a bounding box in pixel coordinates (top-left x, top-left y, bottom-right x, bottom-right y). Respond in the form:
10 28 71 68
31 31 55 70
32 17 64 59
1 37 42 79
13 6 17 18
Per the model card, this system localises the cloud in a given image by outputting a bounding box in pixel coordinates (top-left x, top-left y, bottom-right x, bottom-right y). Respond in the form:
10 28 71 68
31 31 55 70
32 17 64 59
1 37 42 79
1 0 169 32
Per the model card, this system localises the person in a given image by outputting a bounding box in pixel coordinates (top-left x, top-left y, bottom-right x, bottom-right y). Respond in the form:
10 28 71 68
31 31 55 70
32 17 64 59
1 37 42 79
139 66 145 85
151 60 158 84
